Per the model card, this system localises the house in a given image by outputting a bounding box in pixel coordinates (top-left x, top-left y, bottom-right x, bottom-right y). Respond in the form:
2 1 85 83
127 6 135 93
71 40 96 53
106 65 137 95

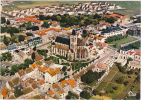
101 27 124 38
128 61 140 69
0 88 8 99
134 51 141 62
57 90 66 99
0 43 8 54
59 80 70 92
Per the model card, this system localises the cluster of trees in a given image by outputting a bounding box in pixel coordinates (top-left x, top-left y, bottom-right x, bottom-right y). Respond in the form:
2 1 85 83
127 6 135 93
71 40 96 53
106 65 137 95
106 17 116 23
37 14 105 27
41 22 50 28
1 52 12 61
26 26 39 31
1 17 6 24
1 68 10 76
62 66 67 72
81 70 105 84
71 62 89 71
37 49 48 57
126 29 140 36
26 32 33 36
114 62 136 75
129 41 140 49
115 76 124 84
80 91 91 99
10 58 33 75
3 35 25 46
1 26 19 34
106 34 128 43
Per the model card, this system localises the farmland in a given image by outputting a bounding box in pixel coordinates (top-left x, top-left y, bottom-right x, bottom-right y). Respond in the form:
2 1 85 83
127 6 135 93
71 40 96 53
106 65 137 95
95 65 140 99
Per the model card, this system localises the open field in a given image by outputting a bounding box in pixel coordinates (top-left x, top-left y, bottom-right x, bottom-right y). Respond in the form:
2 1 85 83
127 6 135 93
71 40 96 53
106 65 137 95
3 1 84 11
107 1 140 11
111 9 140 17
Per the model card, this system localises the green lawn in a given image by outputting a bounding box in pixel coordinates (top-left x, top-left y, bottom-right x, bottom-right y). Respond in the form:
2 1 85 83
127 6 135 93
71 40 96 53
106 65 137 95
103 71 116 82
109 37 136 45
104 83 115 91
96 82 107 91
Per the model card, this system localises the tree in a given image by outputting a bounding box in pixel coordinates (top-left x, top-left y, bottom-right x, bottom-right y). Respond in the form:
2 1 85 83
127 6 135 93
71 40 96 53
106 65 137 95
18 64 25 70
3 35 9 46
1 52 12 61
62 66 67 72
41 22 50 28
93 89 99 95
1 69 5 76
26 32 33 36
27 21 32 28
7 27 19 33
80 91 91 99
64 72 67 76
6 20 10 25
18 35 25 42
1 17 6 24
116 77 124 84
10 65 19 75
112 86 118 90
9 28 14 37
24 58 33 66
124 81 129 86
66 95 71 99
33 46 36 51
106 17 116 23
31 52 35 62
1 26 7 33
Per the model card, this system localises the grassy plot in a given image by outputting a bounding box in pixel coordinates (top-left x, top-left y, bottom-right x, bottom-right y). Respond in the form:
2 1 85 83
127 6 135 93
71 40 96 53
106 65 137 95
96 81 107 91
103 70 116 82
109 37 136 45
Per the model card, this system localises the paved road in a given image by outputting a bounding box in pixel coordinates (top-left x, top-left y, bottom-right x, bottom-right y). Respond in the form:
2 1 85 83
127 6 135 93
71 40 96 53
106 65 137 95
36 41 52 49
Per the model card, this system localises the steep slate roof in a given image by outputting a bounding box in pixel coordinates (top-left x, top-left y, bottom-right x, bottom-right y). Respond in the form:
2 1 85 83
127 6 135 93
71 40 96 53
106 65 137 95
55 36 70 46
102 27 122 33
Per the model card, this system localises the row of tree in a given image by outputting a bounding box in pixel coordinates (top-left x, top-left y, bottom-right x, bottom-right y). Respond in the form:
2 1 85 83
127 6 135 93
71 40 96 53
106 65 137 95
3 35 25 46
10 58 33 75
106 34 128 43
37 14 115 27
129 41 140 49
1 26 19 34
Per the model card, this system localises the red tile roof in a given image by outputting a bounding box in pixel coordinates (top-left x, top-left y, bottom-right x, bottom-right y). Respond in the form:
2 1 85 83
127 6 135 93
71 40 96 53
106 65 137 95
39 80 45 85
35 55 42 60
1 88 8 99
48 90 55 95
127 51 135 55
68 79 76 88
135 51 141 55
102 42 106 47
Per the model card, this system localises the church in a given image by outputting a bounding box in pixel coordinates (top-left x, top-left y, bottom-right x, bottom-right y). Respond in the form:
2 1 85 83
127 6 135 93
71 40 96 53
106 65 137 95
51 30 90 61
